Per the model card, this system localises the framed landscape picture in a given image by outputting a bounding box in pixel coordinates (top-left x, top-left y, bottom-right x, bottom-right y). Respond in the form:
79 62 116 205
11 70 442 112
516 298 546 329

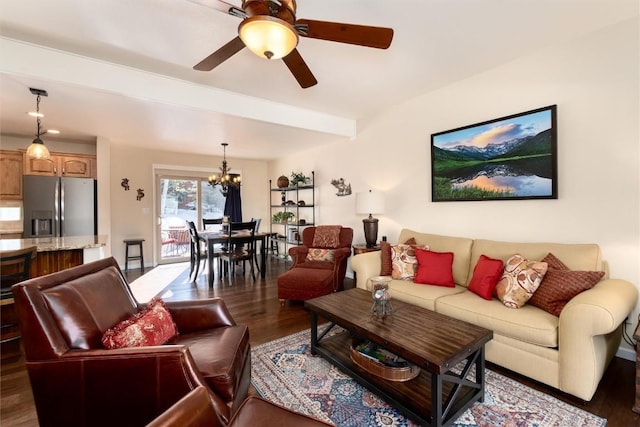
431 105 557 202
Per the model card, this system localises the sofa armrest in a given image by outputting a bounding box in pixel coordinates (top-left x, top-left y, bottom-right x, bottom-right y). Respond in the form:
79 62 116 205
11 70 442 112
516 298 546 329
351 251 383 289
146 386 223 427
164 298 237 332
558 278 638 400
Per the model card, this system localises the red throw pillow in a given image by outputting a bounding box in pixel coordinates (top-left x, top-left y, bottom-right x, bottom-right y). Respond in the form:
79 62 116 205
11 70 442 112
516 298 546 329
468 255 504 300
380 237 417 276
102 298 178 349
413 248 455 287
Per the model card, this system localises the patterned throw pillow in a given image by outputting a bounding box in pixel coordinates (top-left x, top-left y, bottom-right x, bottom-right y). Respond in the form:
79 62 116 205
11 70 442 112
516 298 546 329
102 298 178 349
413 248 455 287
528 253 604 316
391 243 427 280
468 255 505 300
495 254 548 309
311 225 342 248
306 248 335 262
380 237 417 276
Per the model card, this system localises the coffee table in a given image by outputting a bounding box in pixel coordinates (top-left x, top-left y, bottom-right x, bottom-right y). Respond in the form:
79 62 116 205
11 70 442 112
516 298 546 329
305 288 493 427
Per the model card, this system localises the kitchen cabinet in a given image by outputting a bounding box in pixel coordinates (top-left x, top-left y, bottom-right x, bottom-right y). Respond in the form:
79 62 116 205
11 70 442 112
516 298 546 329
269 171 315 258
24 153 95 178
0 150 23 200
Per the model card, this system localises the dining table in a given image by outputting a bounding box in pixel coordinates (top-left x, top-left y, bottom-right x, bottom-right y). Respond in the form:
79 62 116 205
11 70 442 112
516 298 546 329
199 230 275 286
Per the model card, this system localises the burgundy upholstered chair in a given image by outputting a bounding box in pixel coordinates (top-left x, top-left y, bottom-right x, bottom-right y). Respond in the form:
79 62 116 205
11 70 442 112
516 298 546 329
277 226 353 305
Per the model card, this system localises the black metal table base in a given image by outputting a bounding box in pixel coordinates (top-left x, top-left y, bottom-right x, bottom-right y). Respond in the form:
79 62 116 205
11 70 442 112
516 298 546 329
310 313 486 427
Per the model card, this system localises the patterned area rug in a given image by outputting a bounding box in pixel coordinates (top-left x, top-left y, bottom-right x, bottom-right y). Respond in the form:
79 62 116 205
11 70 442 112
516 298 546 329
251 328 606 427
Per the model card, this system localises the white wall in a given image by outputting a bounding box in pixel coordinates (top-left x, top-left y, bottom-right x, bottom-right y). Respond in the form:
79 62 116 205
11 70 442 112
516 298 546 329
269 19 639 351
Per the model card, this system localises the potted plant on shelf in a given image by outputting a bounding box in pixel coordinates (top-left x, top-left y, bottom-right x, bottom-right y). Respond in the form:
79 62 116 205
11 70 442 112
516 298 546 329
290 171 310 187
272 211 295 223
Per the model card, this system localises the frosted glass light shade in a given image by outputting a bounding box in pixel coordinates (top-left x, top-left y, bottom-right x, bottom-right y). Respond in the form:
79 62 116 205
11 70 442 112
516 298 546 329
239 16 298 60
26 138 50 159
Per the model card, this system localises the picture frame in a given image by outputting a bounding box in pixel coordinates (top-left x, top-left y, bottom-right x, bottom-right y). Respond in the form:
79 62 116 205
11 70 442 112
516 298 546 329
431 105 557 202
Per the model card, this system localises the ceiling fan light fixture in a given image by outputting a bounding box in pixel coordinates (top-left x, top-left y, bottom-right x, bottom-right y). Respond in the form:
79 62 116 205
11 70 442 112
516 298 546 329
239 15 298 60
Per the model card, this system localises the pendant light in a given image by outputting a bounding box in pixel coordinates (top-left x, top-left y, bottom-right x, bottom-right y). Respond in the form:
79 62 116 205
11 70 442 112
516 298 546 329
208 143 241 197
26 88 51 160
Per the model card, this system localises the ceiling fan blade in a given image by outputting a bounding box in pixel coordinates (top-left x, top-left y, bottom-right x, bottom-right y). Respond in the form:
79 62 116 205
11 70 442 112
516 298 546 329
282 49 317 88
193 36 246 71
296 19 393 49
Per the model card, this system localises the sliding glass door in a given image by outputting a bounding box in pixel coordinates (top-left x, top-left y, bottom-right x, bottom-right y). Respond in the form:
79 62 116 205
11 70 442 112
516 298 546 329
156 174 225 264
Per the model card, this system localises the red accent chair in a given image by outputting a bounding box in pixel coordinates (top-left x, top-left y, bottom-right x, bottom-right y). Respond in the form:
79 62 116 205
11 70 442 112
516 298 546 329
277 226 353 305
11 257 251 426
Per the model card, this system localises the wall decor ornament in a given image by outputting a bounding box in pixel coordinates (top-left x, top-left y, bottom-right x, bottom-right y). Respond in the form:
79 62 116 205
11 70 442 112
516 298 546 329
136 188 145 201
431 105 557 202
331 178 352 196
121 178 130 191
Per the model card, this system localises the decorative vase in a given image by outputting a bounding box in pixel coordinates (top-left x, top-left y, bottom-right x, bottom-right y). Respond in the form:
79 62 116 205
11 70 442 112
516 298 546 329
277 176 289 188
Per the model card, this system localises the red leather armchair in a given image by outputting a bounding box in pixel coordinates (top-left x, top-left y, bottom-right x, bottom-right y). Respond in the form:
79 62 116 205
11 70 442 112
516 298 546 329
277 226 353 305
12 257 250 427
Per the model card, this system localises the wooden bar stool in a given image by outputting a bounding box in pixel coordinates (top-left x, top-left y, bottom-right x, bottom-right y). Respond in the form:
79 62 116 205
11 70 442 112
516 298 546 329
124 239 145 272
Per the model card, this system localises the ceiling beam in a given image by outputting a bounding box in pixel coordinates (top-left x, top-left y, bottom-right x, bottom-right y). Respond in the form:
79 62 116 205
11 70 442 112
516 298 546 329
0 37 356 138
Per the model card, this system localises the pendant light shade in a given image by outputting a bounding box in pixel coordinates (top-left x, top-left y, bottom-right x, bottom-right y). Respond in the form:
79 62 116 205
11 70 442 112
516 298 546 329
27 88 51 160
238 16 298 60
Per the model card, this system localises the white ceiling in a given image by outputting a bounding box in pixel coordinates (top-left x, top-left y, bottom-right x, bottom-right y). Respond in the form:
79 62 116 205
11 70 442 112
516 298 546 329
0 0 636 160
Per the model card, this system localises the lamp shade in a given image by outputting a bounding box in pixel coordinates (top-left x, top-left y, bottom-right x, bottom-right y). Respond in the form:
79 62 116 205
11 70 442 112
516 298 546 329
355 191 385 215
26 138 50 159
238 16 298 60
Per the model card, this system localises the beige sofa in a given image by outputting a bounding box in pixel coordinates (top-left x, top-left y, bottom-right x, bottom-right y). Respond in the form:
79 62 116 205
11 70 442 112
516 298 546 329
350 229 638 401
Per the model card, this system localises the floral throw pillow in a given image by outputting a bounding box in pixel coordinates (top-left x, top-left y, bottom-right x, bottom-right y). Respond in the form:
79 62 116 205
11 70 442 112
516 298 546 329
391 243 428 280
495 254 548 309
311 225 342 248
380 237 417 276
102 298 178 349
306 248 335 262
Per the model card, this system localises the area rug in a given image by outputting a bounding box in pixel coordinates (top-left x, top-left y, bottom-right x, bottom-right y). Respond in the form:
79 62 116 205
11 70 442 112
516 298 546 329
251 328 606 427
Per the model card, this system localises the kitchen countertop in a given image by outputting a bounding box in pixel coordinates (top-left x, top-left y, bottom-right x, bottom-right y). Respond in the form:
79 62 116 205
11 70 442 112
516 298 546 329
0 235 108 252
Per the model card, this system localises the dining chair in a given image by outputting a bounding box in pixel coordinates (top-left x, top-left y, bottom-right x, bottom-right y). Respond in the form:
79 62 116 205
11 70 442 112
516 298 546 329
186 221 210 282
220 221 256 281
202 217 223 230
1 246 37 299
250 217 262 272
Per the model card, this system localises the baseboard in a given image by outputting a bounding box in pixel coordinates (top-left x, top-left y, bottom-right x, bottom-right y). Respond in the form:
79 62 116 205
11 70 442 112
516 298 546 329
616 346 636 362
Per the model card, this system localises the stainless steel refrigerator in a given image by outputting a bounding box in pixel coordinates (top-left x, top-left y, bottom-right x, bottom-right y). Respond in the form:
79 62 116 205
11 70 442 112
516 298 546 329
23 176 97 238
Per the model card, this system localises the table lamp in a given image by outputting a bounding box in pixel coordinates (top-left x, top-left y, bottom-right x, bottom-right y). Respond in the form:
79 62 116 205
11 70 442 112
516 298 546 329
356 190 385 247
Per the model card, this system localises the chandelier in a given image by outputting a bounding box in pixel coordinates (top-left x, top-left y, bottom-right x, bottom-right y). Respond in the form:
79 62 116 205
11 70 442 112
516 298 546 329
208 143 241 197
26 88 51 160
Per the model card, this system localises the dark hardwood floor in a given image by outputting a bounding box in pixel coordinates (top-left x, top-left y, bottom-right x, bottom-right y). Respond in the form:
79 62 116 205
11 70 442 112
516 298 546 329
1 257 638 426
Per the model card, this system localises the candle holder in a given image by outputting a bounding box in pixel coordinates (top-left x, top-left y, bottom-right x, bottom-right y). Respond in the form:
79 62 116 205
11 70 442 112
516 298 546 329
370 276 392 319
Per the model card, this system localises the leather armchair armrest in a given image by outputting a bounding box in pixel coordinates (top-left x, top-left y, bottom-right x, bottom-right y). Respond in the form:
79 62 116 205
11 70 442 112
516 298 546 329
163 299 237 332
146 386 223 427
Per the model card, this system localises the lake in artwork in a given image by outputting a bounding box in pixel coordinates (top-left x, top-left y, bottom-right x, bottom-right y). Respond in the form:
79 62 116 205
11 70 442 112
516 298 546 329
431 106 557 201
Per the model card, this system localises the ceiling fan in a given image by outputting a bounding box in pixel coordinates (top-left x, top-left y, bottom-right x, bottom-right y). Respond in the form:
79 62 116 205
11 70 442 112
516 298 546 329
191 0 394 88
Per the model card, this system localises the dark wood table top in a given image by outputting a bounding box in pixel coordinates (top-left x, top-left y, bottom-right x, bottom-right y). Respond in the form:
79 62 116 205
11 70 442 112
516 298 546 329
306 288 493 375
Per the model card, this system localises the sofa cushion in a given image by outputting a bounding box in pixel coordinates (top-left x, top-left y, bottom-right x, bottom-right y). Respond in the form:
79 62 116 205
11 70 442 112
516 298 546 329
495 254 548 308
529 253 605 317
468 255 504 300
398 229 473 285
311 225 341 248
468 239 603 287
436 291 559 348
102 298 178 349
175 324 250 402
413 248 455 287
386 280 465 311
